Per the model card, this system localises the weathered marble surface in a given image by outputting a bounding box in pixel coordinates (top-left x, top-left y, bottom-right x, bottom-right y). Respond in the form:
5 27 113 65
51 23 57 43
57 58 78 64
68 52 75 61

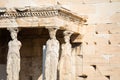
59 31 74 80
44 28 59 80
7 27 21 80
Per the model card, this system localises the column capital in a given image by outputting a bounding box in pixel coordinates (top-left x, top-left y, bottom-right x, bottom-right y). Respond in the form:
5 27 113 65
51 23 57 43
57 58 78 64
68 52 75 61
45 27 59 39
45 26 59 31
7 27 19 33
7 27 20 40
63 31 73 43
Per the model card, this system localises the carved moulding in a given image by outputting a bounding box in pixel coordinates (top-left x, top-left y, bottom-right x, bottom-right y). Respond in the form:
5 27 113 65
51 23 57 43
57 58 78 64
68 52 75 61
0 6 87 43
0 6 86 25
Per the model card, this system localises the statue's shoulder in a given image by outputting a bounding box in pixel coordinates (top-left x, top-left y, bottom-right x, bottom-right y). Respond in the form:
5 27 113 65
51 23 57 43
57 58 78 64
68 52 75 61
17 40 22 45
8 40 12 44
56 39 59 42
46 39 51 43
17 40 21 43
52 39 59 43
46 39 59 44
8 40 21 46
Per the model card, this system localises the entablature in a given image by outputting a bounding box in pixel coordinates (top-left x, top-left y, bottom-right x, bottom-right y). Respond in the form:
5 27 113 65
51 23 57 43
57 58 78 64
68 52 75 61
0 6 87 43
0 6 86 32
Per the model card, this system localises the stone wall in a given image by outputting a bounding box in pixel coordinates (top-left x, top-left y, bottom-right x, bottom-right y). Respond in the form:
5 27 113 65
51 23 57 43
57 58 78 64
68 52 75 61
0 0 120 80
68 0 120 80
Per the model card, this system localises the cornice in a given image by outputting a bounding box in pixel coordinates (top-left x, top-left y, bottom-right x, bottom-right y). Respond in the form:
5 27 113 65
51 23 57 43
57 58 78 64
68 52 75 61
0 6 87 24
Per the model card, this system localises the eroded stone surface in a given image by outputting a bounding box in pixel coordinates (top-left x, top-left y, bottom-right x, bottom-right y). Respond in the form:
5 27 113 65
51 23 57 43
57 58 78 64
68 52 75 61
59 31 74 80
44 28 60 80
7 27 21 80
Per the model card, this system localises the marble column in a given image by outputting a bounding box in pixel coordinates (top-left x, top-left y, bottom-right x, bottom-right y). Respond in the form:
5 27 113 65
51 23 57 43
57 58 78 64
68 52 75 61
6 27 22 80
59 31 73 80
44 27 60 80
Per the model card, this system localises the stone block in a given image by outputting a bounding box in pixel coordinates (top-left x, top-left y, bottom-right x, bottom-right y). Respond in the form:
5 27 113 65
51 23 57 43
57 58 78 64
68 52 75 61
95 24 110 34
110 55 120 64
111 68 120 80
85 24 96 34
70 4 96 15
95 45 120 54
109 24 120 34
83 65 95 74
59 0 83 5
32 0 55 5
109 34 120 45
82 45 95 55
71 0 84 4
76 66 83 75
94 35 109 45
83 35 95 45
111 0 120 2
76 56 83 65
75 56 83 75
86 2 120 24
95 24 120 34
97 65 112 75
84 0 109 4
80 65 108 80
110 12 120 23
3 0 55 8
83 54 109 64
0 0 7 7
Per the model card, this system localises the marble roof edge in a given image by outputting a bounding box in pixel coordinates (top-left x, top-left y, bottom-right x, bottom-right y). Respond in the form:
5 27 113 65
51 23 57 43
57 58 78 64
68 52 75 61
0 5 87 23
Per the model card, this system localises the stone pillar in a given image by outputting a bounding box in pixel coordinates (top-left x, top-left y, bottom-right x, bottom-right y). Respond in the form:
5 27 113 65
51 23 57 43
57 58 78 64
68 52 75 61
6 27 22 80
59 31 74 80
44 27 60 80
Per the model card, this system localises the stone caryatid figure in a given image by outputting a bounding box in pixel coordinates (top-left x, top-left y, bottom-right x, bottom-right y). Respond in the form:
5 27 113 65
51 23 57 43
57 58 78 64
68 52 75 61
6 27 21 80
59 31 73 80
44 27 60 80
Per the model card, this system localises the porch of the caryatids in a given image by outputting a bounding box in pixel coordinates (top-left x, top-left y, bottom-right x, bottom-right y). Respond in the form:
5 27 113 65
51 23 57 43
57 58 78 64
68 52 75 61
6 27 22 80
44 27 60 80
59 31 74 80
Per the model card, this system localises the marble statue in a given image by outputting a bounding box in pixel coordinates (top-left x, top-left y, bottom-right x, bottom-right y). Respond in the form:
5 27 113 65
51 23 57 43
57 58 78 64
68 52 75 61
6 27 21 80
59 31 73 80
44 28 59 80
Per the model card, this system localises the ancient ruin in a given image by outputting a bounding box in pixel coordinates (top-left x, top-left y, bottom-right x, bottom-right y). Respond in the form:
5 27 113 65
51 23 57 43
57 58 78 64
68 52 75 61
0 0 120 80
44 27 59 80
7 27 21 80
0 4 86 80
59 31 74 80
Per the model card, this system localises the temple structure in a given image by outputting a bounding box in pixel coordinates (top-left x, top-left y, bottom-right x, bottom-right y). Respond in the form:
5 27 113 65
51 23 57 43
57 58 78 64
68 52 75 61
0 0 120 80
0 4 86 80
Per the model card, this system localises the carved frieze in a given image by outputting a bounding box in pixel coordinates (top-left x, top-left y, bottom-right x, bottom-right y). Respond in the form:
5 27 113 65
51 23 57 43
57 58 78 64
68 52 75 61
0 6 86 25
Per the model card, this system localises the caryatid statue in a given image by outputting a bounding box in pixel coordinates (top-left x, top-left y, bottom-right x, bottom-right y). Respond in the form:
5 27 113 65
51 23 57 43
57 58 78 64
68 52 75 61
44 27 60 80
59 31 73 80
6 27 22 80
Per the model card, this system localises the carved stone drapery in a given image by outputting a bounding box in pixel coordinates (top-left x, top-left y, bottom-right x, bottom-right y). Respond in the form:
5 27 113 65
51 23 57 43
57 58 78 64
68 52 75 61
59 31 74 80
6 27 21 80
44 27 60 80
